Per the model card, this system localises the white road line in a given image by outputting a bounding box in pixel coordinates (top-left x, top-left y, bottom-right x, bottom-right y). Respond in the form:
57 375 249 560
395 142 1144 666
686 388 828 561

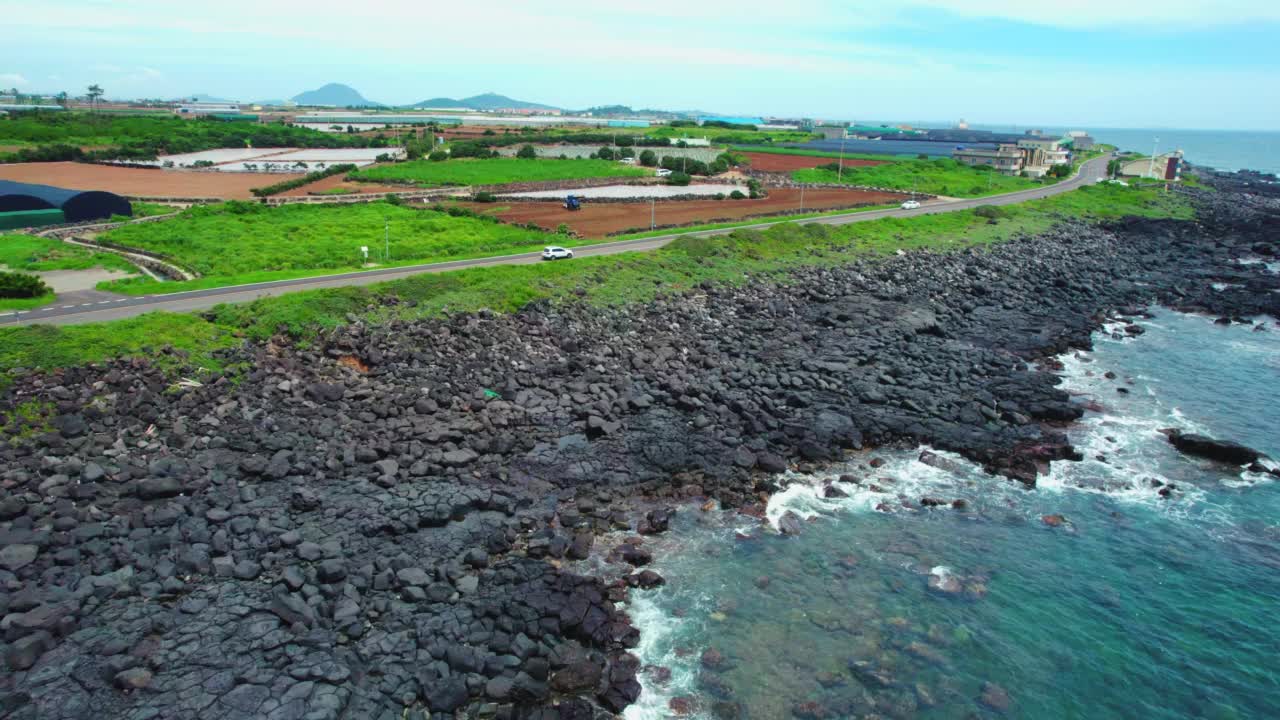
114 298 128 302
97 301 111 305
60 305 76 309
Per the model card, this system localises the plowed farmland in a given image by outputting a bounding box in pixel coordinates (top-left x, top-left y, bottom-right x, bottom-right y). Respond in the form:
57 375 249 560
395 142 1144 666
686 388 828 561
0 162 301 200
462 187 904 238
742 152 886 172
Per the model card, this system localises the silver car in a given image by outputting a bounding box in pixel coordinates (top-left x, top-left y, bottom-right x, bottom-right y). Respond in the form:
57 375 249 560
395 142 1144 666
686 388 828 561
542 246 575 260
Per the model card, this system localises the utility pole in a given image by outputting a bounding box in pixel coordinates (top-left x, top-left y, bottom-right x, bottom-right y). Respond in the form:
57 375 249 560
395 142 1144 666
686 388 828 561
1148 137 1159 179
650 197 655 230
800 184 805 211
384 217 390 262
838 135 846 182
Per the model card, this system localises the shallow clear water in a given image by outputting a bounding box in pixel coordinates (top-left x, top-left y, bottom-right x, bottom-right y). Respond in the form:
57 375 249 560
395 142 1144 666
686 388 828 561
622 310 1280 720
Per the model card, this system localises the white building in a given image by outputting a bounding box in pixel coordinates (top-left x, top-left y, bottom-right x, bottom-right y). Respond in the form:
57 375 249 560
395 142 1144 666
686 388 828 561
175 102 242 116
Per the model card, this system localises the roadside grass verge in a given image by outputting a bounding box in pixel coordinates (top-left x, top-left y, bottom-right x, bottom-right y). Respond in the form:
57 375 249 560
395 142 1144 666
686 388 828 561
2 183 1190 372
0 293 57 312
95 201 575 294
610 203 902 241
350 157 649 186
0 313 238 371
793 157 1045 197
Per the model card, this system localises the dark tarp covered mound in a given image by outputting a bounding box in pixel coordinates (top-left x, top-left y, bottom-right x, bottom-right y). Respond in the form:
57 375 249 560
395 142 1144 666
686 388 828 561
0 179 132 222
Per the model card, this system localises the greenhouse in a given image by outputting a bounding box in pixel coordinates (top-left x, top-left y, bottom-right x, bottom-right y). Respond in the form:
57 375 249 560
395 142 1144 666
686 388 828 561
0 179 132 223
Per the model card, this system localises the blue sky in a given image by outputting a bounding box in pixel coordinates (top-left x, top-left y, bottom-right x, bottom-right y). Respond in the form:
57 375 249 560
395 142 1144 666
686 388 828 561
3 0 1278 129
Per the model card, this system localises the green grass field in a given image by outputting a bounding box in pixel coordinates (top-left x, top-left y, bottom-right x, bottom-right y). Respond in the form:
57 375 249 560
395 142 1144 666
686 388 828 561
792 157 1048 197
351 157 650 186
0 182 1191 372
95 201 572 294
732 145 901 162
0 233 138 273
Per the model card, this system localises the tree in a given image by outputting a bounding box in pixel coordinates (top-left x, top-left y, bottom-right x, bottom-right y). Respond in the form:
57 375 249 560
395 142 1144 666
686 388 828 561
639 149 657 167
86 84 104 112
55 91 69 108
597 146 615 160
516 144 537 159
666 172 691 186
0 271 51 299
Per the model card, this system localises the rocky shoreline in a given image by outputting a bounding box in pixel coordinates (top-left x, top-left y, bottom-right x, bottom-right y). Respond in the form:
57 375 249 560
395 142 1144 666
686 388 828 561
1 177 1277 719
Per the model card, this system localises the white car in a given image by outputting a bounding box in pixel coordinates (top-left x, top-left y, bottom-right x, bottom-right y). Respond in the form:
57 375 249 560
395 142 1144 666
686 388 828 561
900 200 922 210
655 168 672 177
542 246 574 261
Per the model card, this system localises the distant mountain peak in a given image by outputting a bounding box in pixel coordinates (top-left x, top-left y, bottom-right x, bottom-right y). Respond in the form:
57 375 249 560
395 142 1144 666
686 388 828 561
292 83 380 107
411 92 559 111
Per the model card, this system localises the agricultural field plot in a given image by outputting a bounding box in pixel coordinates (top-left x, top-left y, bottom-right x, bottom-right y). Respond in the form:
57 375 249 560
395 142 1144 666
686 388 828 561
0 162 301 199
792 157 1045 197
117 148 285 167
505 184 740 199
742 151 885 172
267 148 403 164
496 144 723 163
466 187 904 237
351 157 650 187
277 174 408 197
124 147 402 172
96 201 570 293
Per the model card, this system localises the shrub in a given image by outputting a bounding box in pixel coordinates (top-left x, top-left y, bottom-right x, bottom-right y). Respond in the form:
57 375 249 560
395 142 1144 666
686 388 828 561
428 150 448 162
516 144 537 159
250 163 358 197
973 205 1004 219
0 271 51 299
473 191 497 203
747 179 763 199
639 149 657 167
666 172 691 186
555 223 571 235
248 162 355 194
597 147 615 161
729 190 746 199
384 194 404 206
483 129 496 136
917 153 929 160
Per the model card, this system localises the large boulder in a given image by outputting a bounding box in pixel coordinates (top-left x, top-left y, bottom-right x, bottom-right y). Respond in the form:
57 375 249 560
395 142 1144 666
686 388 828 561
1165 430 1263 465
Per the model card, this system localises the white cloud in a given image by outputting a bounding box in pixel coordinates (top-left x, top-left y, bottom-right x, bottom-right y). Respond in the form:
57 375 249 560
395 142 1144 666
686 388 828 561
900 0 1280 29
0 72 29 86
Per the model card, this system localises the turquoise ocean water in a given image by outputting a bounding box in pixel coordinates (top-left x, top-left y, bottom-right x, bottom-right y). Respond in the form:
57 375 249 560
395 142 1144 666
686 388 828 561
613 309 1280 719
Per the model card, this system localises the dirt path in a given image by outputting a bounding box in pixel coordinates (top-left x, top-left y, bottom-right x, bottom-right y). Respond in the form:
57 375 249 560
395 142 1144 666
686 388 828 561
0 162 302 199
463 187 904 237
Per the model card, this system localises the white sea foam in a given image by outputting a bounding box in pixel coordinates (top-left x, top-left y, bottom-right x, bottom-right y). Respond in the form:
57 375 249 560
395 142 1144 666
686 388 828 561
623 593 707 720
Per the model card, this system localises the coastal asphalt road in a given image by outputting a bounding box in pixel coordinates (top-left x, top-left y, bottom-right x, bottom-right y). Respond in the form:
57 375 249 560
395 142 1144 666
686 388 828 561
2 155 1111 327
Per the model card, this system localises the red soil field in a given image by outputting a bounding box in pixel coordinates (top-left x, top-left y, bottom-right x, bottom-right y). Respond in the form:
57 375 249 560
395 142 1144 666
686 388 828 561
461 187 904 238
0 162 301 200
742 152 885 172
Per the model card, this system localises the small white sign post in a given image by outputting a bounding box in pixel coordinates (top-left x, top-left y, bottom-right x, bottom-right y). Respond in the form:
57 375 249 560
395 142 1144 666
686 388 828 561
360 246 369 265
